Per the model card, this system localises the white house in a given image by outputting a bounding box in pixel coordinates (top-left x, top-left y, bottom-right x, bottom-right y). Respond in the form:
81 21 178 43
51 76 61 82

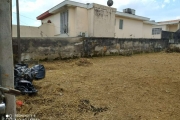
152 19 180 38
35 0 157 38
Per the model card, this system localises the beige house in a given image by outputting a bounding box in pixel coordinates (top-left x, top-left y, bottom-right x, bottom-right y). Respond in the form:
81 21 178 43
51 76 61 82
35 0 156 38
152 19 180 38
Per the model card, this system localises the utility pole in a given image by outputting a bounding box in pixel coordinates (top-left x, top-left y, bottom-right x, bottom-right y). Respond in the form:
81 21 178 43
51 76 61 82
16 0 21 63
0 0 16 118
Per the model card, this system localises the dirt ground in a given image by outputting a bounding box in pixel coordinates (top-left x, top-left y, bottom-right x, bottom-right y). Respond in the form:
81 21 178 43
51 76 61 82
16 52 180 120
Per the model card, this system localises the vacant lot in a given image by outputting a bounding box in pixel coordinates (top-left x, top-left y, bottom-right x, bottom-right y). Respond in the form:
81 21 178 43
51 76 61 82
17 52 180 120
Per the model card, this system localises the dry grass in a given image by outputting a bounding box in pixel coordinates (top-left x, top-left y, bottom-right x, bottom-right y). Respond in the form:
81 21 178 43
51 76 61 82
16 52 180 120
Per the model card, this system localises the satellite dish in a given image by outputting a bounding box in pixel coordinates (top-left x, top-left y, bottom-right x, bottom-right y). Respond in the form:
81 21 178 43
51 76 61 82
107 0 113 7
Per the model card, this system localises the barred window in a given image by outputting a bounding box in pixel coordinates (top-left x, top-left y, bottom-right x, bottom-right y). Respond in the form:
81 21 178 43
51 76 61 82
152 28 162 35
60 10 68 34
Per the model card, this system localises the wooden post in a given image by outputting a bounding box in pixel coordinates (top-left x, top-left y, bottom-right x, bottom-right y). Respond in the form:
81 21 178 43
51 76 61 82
0 0 16 118
16 0 21 63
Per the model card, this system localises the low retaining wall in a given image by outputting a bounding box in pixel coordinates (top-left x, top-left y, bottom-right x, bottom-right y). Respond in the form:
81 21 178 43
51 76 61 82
83 38 169 56
13 37 84 61
166 44 180 53
12 37 169 61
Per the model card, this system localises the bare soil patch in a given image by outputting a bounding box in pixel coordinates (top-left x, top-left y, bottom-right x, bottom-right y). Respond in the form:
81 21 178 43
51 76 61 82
16 52 180 120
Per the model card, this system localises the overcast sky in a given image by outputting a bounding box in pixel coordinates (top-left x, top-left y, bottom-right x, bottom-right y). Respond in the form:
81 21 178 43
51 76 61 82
12 0 180 26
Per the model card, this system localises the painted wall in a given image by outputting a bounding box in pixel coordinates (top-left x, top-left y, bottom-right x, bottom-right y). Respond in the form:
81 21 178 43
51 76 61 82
42 13 60 36
12 23 55 37
93 4 116 37
12 25 41 37
42 7 88 37
88 8 94 37
151 25 167 39
74 7 88 37
168 24 178 32
143 23 152 38
68 7 76 37
115 16 143 38
39 23 55 37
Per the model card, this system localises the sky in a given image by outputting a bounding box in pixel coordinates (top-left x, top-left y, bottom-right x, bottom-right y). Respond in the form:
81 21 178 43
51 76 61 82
12 0 180 27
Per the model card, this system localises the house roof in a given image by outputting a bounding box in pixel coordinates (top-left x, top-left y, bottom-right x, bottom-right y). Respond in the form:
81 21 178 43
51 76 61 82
116 11 150 21
37 0 92 20
157 19 180 25
143 21 157 25
36 0 156 24
37 11 53 20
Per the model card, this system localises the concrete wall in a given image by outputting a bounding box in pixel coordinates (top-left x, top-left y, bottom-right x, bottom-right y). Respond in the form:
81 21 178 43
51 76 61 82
143 23 152 38
12 37 84 61
42 13 60 36
69 7 76 37
74 7 88 37
12 23 55 37
42 7 88 37
88 8 94 37
12 37 169 61
12 25 40 37
168 24 178 32
93 4 116 37
115 17 143 38
39 23 55 37
83 38 169 56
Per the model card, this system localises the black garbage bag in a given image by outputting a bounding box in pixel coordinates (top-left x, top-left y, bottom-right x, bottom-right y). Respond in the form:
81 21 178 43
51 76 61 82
31 64 45 80
15 80 38 95
14 66 35 83
14 63 45 95
15 63 28 69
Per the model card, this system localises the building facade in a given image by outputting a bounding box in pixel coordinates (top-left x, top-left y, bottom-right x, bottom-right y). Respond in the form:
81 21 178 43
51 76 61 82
36 0 157 38
152 19 180 38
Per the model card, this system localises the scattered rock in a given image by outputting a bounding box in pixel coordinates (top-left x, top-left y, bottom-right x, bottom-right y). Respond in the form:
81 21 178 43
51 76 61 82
78 99 108 116
75 58 93 66
59 93 63 96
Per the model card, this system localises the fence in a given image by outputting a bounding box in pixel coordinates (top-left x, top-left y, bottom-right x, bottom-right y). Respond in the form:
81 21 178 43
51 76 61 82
161 30 180 44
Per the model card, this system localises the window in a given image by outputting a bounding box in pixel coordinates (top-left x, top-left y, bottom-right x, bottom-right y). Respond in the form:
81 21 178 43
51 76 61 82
119 19 123 29
60 10 68 34
152 28 162 35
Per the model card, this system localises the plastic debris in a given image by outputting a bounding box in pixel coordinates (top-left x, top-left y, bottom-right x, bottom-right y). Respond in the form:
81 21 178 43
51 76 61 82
16 100 23 107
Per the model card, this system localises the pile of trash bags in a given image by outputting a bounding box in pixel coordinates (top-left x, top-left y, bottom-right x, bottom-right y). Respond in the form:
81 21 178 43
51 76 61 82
14 63 45 95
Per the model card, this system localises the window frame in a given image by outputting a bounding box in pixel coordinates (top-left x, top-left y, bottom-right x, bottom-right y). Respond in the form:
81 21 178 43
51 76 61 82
152 28 162 35
60 10 68 34
119 19 123 30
